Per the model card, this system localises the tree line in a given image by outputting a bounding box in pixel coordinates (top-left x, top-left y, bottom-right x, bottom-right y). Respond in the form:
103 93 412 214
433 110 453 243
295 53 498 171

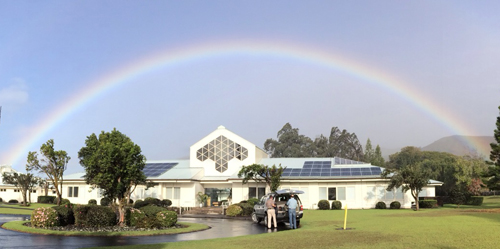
263 123 385 165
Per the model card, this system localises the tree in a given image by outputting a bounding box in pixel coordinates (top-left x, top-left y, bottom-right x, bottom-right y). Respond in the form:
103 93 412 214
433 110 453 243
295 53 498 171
264 123 364 161
238 164 286 192
382 163 431 211
2 172 39 205
78 128 151 226
364 139 385 166
485 105 500 190
264 123 314 157
372 145 386 166
26 139 70 205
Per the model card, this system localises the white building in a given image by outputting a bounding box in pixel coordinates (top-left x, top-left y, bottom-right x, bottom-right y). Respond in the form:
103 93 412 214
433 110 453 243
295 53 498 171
2 126 442 209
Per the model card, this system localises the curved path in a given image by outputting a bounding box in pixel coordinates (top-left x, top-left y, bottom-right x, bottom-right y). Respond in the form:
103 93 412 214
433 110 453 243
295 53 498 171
0 214 286 249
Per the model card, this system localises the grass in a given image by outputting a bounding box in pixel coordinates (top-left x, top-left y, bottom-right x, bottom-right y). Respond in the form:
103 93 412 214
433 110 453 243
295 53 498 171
89 196 500 249
2 221 209 236
0 203 55 215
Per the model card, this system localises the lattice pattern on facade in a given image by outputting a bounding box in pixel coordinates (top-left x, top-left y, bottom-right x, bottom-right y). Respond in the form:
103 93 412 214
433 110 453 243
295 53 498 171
196 135 248 173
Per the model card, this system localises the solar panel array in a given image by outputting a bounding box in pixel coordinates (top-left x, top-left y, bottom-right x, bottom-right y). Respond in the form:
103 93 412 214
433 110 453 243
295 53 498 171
334 157 364 165
280 161 382 177
143 163 178 177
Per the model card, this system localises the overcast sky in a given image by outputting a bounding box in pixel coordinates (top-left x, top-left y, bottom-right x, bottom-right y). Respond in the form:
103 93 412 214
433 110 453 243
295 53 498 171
1 1 499 174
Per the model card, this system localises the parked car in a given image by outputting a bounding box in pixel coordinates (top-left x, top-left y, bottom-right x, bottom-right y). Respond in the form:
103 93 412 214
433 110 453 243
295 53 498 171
251 189 304 227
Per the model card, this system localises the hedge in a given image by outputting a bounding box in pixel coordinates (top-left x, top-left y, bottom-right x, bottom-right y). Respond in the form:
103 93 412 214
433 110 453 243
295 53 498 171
247 198 259 207
31 207 59 228
466 196 483 206
419 200 437 208
156 210 177 227
375 202 387 209
38 196 56 204
235 203 253 216
226 204 243 217
318 200 329 210
139 205 168 218
125 208 147 227
52 204 75 226
74 205 116 227
390 201 401 209
331 200 342 210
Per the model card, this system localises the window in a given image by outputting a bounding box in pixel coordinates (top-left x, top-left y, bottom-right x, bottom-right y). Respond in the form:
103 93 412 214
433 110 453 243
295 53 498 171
196 135 248 173
68 187 79 198
32 190 37 193
174 187 180 199
14 189 19 192
328 187 336 200
319 187 327 200
165 187 173 199
0 189 6 192
249 187 265 199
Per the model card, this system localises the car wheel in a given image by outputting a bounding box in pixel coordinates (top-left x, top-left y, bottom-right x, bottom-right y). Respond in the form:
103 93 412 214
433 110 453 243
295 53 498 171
296 220 300 227
251 213 261 223
264 214 268 227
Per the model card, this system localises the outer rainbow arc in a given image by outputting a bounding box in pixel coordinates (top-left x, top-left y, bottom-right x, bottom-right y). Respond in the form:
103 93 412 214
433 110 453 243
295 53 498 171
3 40 483 168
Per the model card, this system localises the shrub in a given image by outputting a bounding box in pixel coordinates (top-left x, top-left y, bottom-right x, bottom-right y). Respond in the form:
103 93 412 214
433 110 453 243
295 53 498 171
226 204 243 217
466 196 484 206
100 197 111 206
156 210 177 227
419 200 437 208
239 200 248 204
0 197 2 202
247 198 259 207
133 200 148 209
331 201 342 210
318 200 330 210
129 199 134 204
31 207 59 228
160 199 172 207
52 204 75 226
144 197 161 206
61 198 71 205
235 203 253 216
125 208 146 227
375 202 387 209
37 196 56 204
74 205 116 227
139 205 168 218
390 201 401 209
8 199 18 204
88 199 97 205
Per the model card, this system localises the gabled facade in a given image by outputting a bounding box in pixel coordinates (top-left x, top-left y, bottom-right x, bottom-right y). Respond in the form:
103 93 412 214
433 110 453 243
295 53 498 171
2 126 442 209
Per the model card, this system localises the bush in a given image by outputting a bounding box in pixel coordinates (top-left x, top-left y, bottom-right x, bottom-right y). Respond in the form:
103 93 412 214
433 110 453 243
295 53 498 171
100 197 111 206
52 204 75 226
88 199 97 205
375 202 387 209
235 203 253 216
125 208 146 227
331 201 342 210
133 200 148 209
139 205 168 218
390 201 401 209
160 199 172 207
31 207 59 228
226 204 243 217
318 200 330 210
156 210 177 227
129 199 134 204
74 205 116 227
0 197 2 202
38 196 56 204
419 200 437 208
247 198 259 207
61 198 71 205
144 197 161 206
8 199 18 204
466 196 484 206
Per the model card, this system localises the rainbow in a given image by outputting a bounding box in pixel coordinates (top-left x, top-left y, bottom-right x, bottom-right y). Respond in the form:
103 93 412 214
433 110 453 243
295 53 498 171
2 40 487 167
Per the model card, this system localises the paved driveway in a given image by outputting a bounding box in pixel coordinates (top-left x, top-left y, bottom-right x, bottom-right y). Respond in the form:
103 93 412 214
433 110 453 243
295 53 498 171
0 214 286 249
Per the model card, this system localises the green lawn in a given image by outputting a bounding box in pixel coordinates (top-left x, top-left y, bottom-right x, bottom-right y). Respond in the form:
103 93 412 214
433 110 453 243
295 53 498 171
90 196 500 249
0 203 55 215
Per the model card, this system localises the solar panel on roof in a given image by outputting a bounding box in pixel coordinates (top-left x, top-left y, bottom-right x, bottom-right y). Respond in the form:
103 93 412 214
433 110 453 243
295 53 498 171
143 163 178 177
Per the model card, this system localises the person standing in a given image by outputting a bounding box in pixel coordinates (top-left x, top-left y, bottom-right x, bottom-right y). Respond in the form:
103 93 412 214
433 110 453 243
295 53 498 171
286 194 298 229
265 195 277 229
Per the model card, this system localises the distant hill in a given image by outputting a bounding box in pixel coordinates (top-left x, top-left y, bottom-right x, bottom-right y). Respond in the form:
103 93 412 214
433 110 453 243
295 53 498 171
422 135 495 159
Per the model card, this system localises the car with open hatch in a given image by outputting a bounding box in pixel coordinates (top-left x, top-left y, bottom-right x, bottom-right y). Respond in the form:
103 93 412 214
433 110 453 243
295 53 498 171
251 189 304 227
